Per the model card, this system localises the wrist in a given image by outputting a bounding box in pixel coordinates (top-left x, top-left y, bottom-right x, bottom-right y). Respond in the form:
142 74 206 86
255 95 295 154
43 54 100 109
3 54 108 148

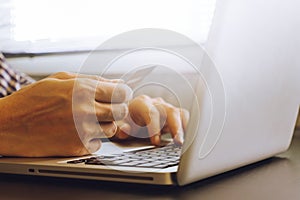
0 96 13 133
0 94 27 156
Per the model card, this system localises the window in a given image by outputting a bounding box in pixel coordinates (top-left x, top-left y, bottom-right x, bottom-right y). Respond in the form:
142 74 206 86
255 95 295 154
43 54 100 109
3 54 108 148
0 0 216 53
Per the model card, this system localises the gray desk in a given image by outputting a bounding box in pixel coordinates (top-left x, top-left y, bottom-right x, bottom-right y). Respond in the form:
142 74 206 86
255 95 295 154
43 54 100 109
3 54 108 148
0 131 299 200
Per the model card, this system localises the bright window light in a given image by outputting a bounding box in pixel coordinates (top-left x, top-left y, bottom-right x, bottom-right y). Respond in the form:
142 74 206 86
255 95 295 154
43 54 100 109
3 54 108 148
3 0 216 53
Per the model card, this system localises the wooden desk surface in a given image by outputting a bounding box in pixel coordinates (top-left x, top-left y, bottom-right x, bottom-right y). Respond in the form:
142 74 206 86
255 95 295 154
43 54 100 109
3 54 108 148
0 131 299 200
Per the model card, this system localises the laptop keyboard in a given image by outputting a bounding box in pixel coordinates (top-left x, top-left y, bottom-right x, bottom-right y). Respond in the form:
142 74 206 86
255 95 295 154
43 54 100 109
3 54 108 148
66 144 181 169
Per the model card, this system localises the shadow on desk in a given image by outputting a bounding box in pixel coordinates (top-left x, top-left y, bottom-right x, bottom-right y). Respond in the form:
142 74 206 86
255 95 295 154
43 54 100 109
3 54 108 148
0 156 298 200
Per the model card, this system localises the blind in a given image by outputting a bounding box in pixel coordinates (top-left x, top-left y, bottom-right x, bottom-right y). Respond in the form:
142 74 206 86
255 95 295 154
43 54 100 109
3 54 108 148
0 0 216 53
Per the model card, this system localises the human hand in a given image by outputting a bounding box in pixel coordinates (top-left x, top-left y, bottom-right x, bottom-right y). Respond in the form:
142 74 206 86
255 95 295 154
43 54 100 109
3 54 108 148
113 95 189 146
0 72 132 157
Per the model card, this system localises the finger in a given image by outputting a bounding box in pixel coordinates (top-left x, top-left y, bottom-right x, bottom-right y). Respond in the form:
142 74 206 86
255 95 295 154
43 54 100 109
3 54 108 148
95 82 132 103
95 102 128 121
114 122 131 140
121 115 141 137
180 108 190 131
76 74 124 83
81 121 117 139
86 138 102 154
166 107 184 145
147 106 162 146
99 122 118 138
49 71 124 83
72 78 130 104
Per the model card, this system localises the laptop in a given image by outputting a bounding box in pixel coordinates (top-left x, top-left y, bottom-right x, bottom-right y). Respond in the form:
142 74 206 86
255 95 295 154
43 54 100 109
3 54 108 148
0 0 299 186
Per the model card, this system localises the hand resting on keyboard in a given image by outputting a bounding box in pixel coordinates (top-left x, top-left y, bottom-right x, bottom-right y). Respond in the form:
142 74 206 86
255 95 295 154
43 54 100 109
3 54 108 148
112 95 190 146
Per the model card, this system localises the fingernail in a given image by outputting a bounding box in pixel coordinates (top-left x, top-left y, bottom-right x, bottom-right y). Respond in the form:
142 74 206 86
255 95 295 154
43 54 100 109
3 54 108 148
151 135 161 146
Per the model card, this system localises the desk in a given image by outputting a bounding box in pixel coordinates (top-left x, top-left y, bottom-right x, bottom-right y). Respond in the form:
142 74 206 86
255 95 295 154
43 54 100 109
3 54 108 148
0 131 299 200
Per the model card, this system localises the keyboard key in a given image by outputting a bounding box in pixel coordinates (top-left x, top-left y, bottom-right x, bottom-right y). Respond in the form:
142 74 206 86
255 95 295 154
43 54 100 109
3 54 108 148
118 160 149 166
66 144 181 168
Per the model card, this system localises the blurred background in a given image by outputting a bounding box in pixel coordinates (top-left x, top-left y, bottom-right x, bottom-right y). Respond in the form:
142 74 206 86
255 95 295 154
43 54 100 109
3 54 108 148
0 0 299 129
0 0 216 77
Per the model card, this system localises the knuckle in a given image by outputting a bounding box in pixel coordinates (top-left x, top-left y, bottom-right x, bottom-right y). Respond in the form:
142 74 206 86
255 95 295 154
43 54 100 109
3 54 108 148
34 79 74 106
75 103 94 120
77 88 91 99
114 84 132 102
112 103 129 120
102 105 113 120
53 71 74 79
59 71 72 77
73 82 93 100
96 84 105 96
168 107 179 115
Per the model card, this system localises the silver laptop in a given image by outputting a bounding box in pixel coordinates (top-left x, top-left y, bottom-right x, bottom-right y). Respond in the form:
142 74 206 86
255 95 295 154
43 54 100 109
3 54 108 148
0 0 299 186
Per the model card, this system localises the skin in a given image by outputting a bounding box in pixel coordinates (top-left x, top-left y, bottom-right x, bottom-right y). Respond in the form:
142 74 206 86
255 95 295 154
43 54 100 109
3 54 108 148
0 72 189 157
114 95 189 146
